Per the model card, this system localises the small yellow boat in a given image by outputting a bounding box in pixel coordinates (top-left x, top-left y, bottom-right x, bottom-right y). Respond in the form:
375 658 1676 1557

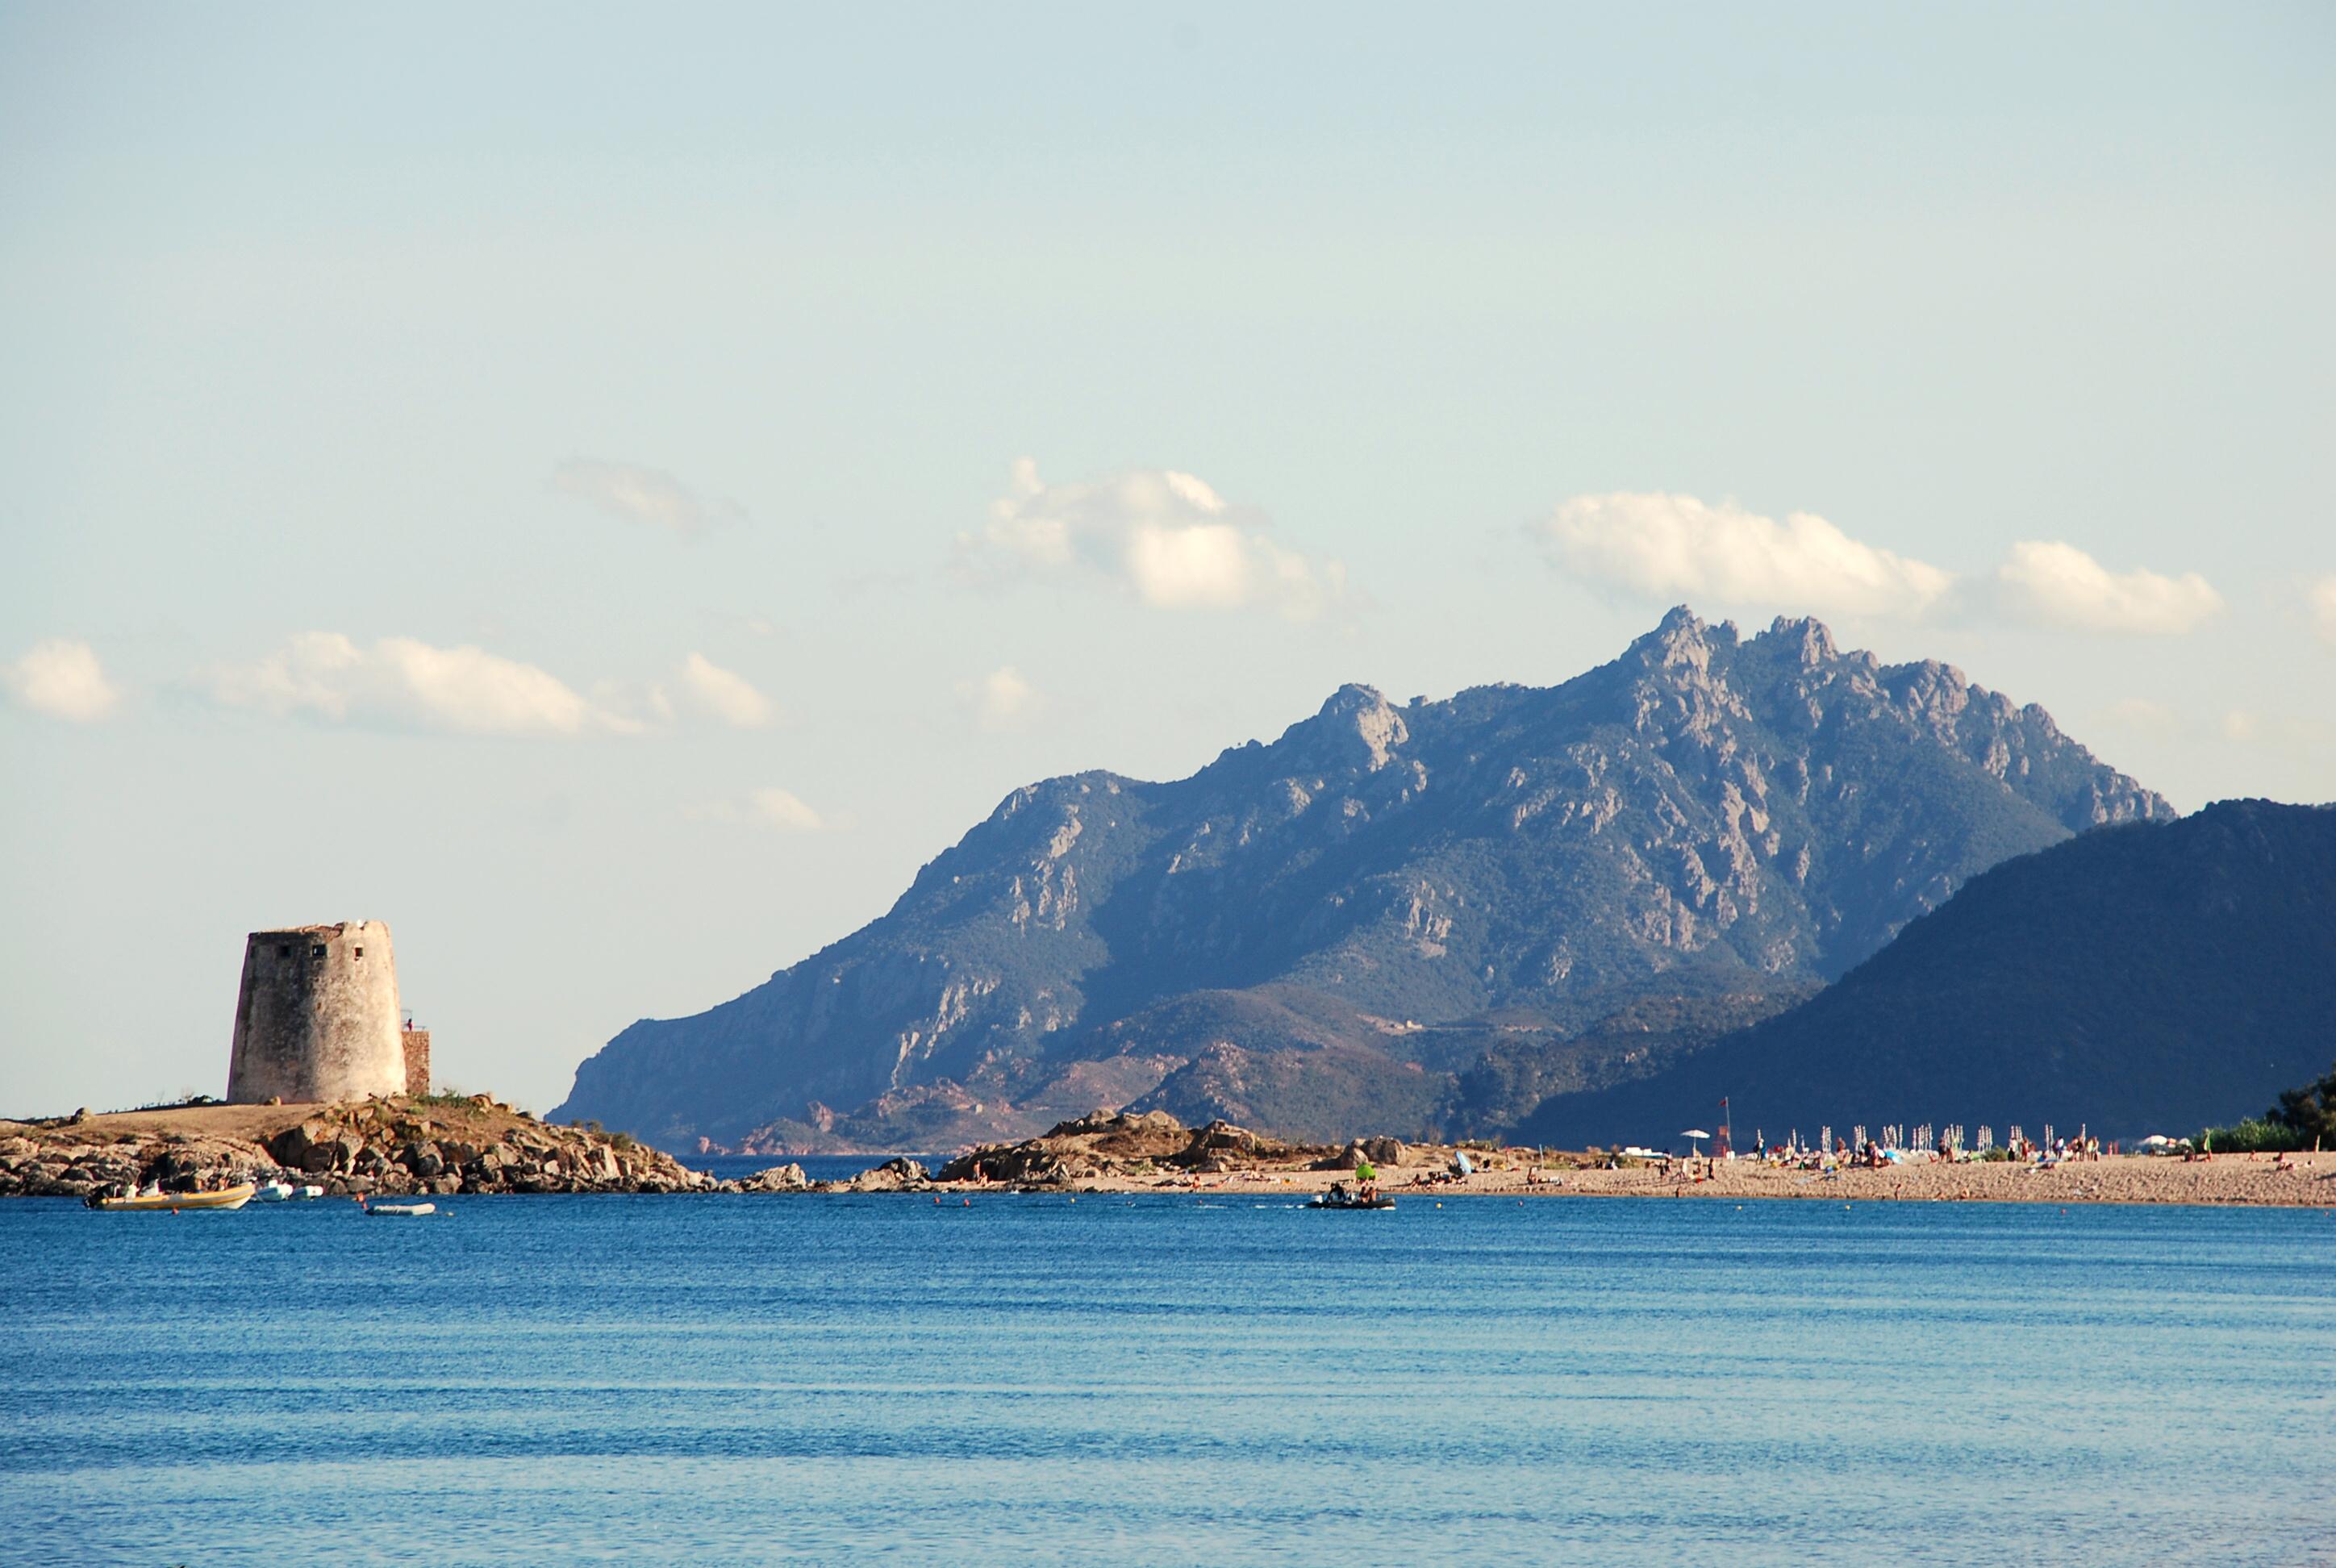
90 1183 257 1212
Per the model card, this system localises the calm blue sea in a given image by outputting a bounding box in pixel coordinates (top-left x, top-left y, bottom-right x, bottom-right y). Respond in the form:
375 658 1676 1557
6 1194 2333 1566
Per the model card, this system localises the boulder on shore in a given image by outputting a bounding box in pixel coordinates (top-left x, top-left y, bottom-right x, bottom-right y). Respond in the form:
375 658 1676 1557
844 1157 929 1191
1312 1136 1409 1171
739 1162 810 1192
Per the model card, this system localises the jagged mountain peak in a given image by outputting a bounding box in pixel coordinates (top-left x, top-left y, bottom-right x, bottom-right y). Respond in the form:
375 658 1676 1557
1754 612 1838 666
1276 682 1409 772
1624 603 1842 669
1627 603 1725 671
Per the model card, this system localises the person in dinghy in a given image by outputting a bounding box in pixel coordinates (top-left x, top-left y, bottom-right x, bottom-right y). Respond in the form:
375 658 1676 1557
1313 1160 1395 1209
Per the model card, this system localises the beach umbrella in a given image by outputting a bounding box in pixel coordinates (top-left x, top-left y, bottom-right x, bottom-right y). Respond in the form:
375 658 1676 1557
1680 1129 1711 1141
1354 1161 1378 1182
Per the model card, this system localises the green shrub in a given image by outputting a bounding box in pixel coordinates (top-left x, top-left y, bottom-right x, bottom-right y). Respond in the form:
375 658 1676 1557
2196 1117 2309 1153
2200 1058 2336 1153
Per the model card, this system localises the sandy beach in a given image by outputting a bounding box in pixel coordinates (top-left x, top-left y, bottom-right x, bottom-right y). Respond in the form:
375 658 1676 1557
936 1145 2336 1208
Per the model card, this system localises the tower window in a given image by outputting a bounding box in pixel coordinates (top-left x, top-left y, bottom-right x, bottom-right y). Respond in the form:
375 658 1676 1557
311 945 327 959
354 947 364 958
276 945 290 957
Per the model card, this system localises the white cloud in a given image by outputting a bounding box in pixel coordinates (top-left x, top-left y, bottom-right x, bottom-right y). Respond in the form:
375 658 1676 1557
957 664 1038 732
2217 707 2336 755
690 786 827 833
1537 492 1954 619
746 787 824 832
2309 575 2336 648
2100 697 2180 737
1537 492 2230 639
204 632 640 738
961 458 1345 619
1994 541 2223 636
552 458 744 537
3 639 121 723
679 653 773 728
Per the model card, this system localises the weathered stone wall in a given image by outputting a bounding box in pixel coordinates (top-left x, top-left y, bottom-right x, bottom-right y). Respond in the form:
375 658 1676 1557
227 921 406 1103
401 1028 432 1097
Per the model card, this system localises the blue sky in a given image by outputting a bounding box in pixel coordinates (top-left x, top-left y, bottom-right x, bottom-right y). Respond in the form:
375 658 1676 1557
4 2 2331 1115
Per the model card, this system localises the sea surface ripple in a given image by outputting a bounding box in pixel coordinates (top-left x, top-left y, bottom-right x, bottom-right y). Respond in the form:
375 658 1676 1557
6 1191 2332 1564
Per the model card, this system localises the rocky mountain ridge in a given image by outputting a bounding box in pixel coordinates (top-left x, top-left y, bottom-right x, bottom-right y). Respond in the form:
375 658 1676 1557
559 608 2170 1152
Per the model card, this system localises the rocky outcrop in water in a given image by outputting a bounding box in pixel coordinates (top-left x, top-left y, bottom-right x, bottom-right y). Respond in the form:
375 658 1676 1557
930 1111 1322 1186
843 1157 929 1191
736 1161 810 1192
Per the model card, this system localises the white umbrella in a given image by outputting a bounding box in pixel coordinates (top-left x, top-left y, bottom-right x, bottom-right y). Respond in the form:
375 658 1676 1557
1680 1129 1711 1141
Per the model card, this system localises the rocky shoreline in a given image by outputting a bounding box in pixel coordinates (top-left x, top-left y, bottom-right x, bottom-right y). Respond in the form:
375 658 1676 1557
0 1096 735 1199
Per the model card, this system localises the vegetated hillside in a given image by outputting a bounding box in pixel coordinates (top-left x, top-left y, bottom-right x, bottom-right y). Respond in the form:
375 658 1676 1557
557 607 2169 1153
1523 799 2336 1148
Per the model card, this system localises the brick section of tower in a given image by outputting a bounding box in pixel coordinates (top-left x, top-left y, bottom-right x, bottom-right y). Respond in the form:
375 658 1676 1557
401 1028 432 1097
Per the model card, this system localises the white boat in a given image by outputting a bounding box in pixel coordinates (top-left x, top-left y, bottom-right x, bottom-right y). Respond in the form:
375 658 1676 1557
364 1200 436 1217
252 1181 295 1203
90 1183 256 1212
296 1184 325 1199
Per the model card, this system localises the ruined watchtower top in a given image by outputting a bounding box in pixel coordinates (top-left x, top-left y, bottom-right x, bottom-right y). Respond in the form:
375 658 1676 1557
227 920 405 1104
251 920 382 940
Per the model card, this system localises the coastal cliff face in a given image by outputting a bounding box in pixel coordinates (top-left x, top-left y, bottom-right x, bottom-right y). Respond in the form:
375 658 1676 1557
558 607 2170 1152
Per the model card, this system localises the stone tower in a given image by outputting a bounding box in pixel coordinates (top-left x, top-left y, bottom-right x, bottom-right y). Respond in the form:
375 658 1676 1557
227 921 407 1103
